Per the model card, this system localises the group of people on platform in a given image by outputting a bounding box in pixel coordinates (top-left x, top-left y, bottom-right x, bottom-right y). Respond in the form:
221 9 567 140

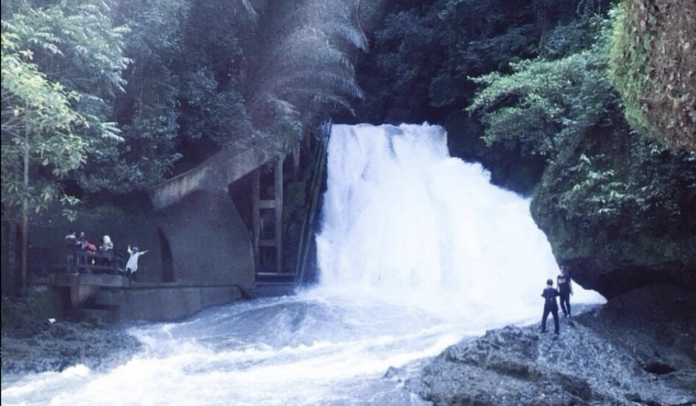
540 265 574 335
64 231 147 279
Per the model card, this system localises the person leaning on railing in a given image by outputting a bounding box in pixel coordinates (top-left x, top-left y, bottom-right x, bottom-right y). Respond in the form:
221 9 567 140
98 235 115 267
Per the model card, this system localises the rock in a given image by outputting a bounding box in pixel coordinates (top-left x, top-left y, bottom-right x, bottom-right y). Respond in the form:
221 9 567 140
408 284 696 406
529 128 696 299
2 319 141 375
384 366 402 379
564 258 696 300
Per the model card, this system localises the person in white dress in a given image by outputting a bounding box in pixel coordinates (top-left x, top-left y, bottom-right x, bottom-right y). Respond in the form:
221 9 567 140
126 245 148 280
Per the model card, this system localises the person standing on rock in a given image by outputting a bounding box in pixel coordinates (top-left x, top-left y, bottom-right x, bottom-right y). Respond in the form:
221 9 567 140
541 278 560 334
557 265 573 318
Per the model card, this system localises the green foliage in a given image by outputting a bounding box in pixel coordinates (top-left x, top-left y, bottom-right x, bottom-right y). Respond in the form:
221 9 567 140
466 6 696 267
1 23 86 221
238 0 366 154
1 294 61 335
2 0 129 295
468 51 615 156
350 0 546 123
607 1 696 152
606 5 655 142
532 126 696 263
176 0 250 152
97 0 368 187
5 0 129 141
467 16 616 157
2 0 130 216
178 69 251 146
557 147 683 222
540 19 597 59
79 0 188 192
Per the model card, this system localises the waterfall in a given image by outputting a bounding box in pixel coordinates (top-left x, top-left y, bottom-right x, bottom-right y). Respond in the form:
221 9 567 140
315 123 602 323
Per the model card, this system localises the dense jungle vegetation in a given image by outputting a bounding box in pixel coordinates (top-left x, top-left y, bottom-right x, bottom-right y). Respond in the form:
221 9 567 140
2 0 694 296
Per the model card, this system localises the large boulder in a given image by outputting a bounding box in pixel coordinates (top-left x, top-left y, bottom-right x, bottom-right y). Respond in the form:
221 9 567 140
564 258 695 299
530 128 696 299
407 284 696 406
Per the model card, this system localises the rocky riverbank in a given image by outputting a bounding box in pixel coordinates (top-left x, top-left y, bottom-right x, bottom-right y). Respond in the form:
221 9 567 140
2 284 694 406
406 284 696 406
1 298 141 375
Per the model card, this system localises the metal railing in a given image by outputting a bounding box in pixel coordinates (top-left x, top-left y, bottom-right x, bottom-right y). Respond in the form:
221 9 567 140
294 120 332 284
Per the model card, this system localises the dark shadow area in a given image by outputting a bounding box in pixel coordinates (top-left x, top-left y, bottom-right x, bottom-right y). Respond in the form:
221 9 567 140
158 228 174 282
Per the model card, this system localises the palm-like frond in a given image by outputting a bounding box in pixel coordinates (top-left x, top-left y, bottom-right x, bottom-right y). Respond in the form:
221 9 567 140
239 0 365 142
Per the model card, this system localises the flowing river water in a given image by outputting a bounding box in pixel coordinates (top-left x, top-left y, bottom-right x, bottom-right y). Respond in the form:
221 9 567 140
1 123 604 406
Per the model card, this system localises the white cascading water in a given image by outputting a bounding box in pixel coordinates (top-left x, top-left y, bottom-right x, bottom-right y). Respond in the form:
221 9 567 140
1 123 604 406
316 123 603 322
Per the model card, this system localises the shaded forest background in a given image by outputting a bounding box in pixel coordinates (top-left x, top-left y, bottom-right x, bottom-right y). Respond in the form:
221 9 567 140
2 0 694 297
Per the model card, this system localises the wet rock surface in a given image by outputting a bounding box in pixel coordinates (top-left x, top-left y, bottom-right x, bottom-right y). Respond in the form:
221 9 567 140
407 284 696 406
1 318 141 375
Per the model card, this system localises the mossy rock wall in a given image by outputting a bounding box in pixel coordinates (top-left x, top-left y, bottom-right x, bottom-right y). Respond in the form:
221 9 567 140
608 0 696 151
530 125 696 298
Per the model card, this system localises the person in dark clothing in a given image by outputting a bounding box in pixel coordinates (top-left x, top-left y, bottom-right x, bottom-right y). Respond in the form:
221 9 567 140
75 231 88 269
75 231 88 250
557 265 573 317
541 278 560 334
64 231 78 272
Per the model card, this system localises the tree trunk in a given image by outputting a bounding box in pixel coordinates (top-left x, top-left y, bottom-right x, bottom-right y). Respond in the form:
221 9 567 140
21 131 29 296
2 219 20 297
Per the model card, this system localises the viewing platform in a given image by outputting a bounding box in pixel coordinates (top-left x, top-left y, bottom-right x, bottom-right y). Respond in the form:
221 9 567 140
29 272 247 323
34 272 130 308
26 250 299 323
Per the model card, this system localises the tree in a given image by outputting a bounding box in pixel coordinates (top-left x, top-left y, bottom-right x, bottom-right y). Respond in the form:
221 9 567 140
467 17 617 157
79 0 188 193
104 0 367 182
1 0 128 295
344 0 545 124
232 0 367 155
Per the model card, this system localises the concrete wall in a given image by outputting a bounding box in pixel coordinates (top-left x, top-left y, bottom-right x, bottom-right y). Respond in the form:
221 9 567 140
155 189 255 288
93 284 244 323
